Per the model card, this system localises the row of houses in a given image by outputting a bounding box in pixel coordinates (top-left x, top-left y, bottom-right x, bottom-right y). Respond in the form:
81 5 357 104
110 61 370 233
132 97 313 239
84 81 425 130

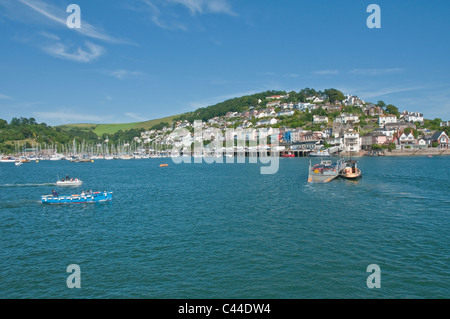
282 125 450 153
361 130 449 150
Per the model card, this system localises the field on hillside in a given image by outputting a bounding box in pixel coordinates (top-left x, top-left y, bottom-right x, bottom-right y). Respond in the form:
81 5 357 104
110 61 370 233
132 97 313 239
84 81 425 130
58 115 180 136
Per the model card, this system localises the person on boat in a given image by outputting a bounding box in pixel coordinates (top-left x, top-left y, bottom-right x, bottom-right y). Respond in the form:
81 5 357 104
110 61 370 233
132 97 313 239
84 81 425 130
81 191 85 196
66 174 69 181
52 190 58 197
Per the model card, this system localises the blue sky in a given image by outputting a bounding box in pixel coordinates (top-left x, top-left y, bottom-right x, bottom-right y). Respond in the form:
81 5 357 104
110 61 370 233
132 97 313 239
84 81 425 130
0 0 449 125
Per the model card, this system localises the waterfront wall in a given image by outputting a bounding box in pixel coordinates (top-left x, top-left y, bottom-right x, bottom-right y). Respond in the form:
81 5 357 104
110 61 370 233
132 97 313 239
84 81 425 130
383 148 450 157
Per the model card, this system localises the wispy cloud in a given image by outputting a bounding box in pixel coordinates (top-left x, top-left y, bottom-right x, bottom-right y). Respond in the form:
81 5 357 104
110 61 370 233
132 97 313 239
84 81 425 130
39 31 60 41
33 110 112 124
0 93 13 100
353 85 425 99
312 69 339 75
125 112 148 122
17 0 128 44
43 41 104 63
138 0 236 30
169 0 237 16
108 70 145 80
349 68 405 76
283 73 299 78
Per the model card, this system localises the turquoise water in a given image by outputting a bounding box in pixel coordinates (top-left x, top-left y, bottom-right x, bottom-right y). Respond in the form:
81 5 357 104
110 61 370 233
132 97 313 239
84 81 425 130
0 157 449 298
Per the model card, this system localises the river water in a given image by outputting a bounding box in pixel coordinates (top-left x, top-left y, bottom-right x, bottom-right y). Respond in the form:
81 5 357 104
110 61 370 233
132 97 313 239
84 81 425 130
0 156 448 298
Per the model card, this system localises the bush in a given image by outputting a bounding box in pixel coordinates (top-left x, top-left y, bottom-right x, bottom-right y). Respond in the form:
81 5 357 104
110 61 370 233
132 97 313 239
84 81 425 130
387 143 396 151
371 144 382 150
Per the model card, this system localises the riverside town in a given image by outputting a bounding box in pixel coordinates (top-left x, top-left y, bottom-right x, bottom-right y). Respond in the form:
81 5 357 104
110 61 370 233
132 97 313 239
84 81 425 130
1 89 449 161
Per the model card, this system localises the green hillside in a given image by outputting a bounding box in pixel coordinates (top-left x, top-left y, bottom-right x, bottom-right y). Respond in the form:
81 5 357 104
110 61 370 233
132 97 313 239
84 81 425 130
58 115 180 136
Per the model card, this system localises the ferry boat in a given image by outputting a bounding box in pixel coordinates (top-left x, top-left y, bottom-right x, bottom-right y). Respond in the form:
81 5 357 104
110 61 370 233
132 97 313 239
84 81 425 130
42 191 112 204
340 160 362 180
307 158 343 183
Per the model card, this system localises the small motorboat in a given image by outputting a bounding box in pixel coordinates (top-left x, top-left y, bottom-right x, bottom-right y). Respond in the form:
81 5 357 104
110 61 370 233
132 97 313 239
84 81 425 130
42 191 112 204
56 178 83 187
281 152 295 158
340 160 362 180
0 157 16 163
309 149 331 157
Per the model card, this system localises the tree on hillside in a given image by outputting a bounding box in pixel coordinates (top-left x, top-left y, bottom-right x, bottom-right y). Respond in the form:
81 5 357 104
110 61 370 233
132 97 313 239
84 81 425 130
300 87 318 98
385 104 399 116
286 91 299 103
376 100 386 108
324 89 345 104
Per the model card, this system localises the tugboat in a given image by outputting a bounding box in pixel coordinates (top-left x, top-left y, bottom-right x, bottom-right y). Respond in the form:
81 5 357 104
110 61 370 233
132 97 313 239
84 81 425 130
340 160 362 180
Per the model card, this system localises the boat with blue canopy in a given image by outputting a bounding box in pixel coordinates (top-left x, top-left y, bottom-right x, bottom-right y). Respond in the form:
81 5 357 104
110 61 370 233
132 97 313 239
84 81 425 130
42 191 112 204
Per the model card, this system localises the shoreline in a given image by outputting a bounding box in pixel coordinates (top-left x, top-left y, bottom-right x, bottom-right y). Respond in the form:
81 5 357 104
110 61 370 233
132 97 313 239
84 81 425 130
381 148 450 157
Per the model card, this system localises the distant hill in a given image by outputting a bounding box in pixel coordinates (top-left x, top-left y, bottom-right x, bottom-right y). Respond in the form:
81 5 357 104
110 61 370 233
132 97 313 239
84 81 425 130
58 115 180 136
57 90 289 135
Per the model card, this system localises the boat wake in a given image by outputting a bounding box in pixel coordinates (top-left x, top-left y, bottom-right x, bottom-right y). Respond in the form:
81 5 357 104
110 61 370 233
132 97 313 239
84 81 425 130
0 183 56 188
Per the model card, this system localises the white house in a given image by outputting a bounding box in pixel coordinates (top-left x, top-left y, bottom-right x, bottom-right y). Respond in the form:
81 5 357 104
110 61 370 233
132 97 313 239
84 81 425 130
402 111 424 124
335 114 360 124
306 96 325 103
257 118 279 127
375 128 396 138
399 132 415 145
343 130 361 153
344 95 364 106
278 110 295 117
416 138 427 148
378 115 398 127
280 102 295 109
267 94 289 100
257 109 277 118
440 121 450 127
296 102 316 112
313 115 329 124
